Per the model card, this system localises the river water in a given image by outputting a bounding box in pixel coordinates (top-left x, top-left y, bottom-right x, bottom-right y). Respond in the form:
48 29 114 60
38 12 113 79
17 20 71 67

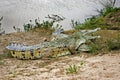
0 0 120 33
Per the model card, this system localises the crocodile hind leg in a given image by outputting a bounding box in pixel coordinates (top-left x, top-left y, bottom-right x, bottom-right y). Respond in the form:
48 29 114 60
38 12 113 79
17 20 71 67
10 51 16 58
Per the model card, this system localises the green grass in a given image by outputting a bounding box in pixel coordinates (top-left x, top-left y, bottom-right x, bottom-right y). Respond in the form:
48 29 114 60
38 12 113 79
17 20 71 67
74 16 107 30
88 42 102 54
23 15 64 32
73 7 120 30
87 30 120 54
106 38 120 51
66 64 78 74
66 61 85 74
23 20 55 32
107 40 120 51
99 7 119 17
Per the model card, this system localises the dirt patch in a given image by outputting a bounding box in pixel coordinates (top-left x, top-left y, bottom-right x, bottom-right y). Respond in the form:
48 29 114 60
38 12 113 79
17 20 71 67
0 51 120 80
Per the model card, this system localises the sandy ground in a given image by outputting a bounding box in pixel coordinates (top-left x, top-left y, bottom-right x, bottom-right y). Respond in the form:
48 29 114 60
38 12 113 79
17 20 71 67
0 29 120 80
0 51 120 80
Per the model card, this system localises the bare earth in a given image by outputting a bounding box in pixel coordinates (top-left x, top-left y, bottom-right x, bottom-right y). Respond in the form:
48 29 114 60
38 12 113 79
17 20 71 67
0 51 120 80
0 29 120 80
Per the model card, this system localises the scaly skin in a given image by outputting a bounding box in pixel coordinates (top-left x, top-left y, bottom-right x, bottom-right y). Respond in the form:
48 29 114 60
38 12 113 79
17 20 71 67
6 28 101 60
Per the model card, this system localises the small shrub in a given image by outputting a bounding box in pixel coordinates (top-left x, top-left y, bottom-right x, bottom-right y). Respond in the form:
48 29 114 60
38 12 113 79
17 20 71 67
106 40 120 51
98 0 118 17
71 19 79 29
66 64 78 74
73 16 108 30
72 0 119 30
23 23 33 32
106 33 120 51
73 8 120 30
13 26 22 32
99 7 119 17
23 14 65 32
89 42 102 54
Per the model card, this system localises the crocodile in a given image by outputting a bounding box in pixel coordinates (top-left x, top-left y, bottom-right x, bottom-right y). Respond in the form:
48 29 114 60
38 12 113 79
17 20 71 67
6 28 101 60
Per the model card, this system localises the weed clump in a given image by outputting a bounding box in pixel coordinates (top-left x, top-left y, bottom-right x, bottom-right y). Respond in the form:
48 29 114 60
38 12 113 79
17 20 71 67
89 42 102 54
23 14 65 32
66 65 78 74
72 0 120 30
106 39 120 51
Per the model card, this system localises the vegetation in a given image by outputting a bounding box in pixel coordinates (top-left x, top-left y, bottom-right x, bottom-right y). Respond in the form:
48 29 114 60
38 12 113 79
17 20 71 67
89 30 120 54
23 19 53 32
106 34 120 51
89 42 102 54
80 61 85 67
107 40 120 51
13 14 64 32
23 14 65 32
72 0 120 30
66 61 85 74
97 0 117 17
66 64 78 74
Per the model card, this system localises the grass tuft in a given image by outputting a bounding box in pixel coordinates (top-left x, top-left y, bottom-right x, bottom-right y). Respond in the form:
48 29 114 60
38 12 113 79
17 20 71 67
66 64 78 74
72 0 120 30
22 14 64 32
106 39 120 51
